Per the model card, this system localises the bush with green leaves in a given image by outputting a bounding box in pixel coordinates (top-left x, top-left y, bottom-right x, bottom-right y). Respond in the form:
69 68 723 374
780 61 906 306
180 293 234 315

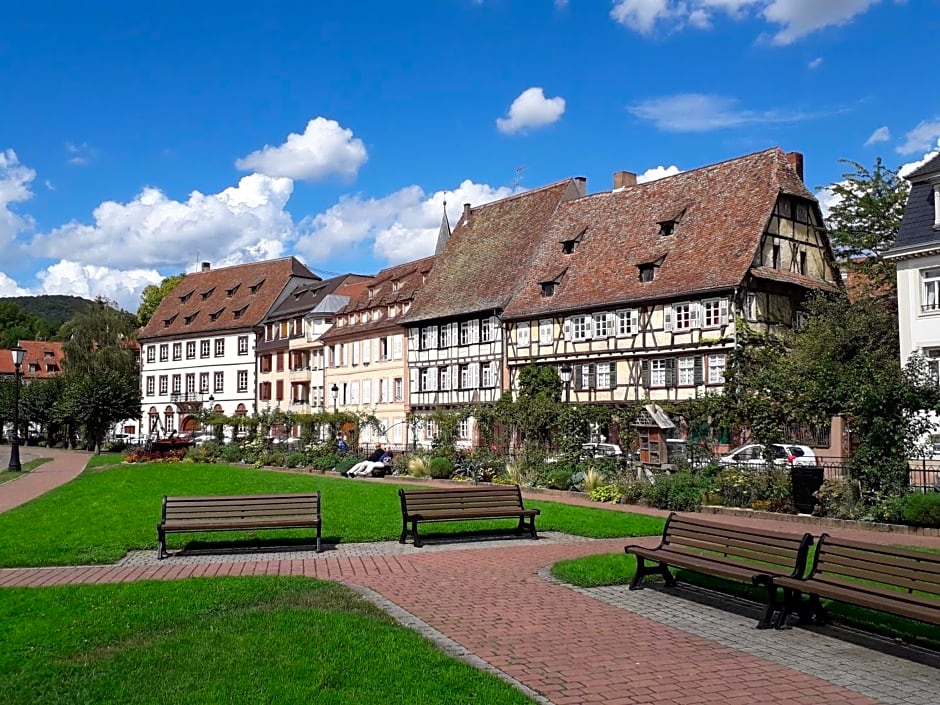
589 484 622 504
307 451 342 473
540 464 575 490
220 444 243 464
285 451 306 468
812 478 863 519
428 456 454 479
185 446 217 464
643 472 709 511
900 492 940 527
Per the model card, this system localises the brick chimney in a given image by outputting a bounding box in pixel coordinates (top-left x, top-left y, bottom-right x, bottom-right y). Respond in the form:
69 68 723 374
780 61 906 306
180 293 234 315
573 176 587 197
786 151 804 182
462 203 472 224
201 261 211 272
613 170 637 190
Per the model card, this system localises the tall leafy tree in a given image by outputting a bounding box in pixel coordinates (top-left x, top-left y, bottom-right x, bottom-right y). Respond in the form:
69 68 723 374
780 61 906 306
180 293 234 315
0 301 56 348
823 157 909 301
137 273 185 327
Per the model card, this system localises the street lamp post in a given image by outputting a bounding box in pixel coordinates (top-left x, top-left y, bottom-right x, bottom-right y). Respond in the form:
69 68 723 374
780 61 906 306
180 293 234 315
559 363 572 404
330 383 339 414
8 346 26 472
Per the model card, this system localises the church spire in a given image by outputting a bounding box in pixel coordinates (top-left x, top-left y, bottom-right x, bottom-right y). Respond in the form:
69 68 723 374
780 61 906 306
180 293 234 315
434 198 452 254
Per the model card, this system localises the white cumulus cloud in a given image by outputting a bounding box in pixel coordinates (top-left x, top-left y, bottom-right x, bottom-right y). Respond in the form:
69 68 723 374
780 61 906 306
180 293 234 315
34 261 164 312
897 119 940 156
864 126 891 146
496 87 566 135
29 173 296 271
296 180 516 264
0 149 36 251
235 117 368 181
609 0 885 44
637 165 682 183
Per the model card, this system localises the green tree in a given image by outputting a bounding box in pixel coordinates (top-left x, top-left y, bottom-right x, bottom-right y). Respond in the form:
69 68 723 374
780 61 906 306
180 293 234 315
0 301 56 348
823 157 909 301
56 370 141 451
137 273 185 327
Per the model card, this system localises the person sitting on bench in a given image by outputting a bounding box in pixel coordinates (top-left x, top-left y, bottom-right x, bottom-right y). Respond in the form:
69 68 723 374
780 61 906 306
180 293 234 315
346 445 392 477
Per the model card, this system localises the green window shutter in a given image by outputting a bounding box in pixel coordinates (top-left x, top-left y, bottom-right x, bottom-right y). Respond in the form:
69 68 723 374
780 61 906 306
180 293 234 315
665 358 676 387
641 359 650 388
694 356 703 385
610 361 618 387
588 363 596 389
574 365 583 391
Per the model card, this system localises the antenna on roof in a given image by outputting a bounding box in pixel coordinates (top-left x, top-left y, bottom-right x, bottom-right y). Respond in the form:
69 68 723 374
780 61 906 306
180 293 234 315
512 166 525 190
195 251 200 267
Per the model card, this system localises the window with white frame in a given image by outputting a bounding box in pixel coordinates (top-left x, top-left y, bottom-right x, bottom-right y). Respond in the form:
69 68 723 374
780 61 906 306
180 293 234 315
214 338 225 357
650 359 668 387
421 326 437 350
172 374 181 393
596 363 611 390
186 373 196 394
482 361 497 388
702 298 729 328
439 367 450 390
237 336 249 355
146 376 155 396
669 302 698 331
707 354 726 384
213 371 224 393
593 313 611 338
578 364 591 389
616 309 638 336
924 348 940 384
146 346 156 363
439 324 452 348
237 370 248 393
172 343 182 360
460 364 471 389
745 293 758 321
458 418 471 440
539 319 553 346
186 341 196 359
200 372 209 393
200 340 210 358
677 357 696 386
459 320 478 345
571 315 590 341
392 335 403 359
923 269 940 312
159 375 168 395
420 368 432 391
362 380 372 404
481 316 497 342
424 419 437 440
350 382 359 405
159 344 169 362
394 377 403 401
517 324 530 347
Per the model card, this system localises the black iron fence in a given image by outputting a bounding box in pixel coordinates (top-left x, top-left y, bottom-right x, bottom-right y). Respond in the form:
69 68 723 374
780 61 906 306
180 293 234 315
813 462 940 493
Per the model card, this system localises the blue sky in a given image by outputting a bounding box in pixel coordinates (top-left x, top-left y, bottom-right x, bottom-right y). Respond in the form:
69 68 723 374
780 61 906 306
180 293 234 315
1 0 939 312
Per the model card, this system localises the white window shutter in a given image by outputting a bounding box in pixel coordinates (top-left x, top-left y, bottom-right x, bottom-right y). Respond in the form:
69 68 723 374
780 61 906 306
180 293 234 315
585 316 594 339
719 298 729 324
363 338 371 363
563 318 572 341
630 309 639 334
408 328 418 351
428 325 438 349
428 368 437 391
690 302 701 329
451 365 459 389
606 312 616 336
664 305 674 332
468 319 478 343
353 342 360 365
407 371 416 398
471 362 480 388
393 335 403 359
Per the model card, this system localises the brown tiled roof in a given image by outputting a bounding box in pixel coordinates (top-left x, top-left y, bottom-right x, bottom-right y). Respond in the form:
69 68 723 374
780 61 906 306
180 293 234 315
749 266 839 292
321 256 435 342
0 340 64 378
502 148 820 319
139 257 318 341
402 180 580 323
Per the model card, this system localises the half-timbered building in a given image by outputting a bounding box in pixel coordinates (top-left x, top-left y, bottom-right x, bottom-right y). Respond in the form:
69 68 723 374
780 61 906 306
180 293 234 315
500 148 841 404
401 179 585 446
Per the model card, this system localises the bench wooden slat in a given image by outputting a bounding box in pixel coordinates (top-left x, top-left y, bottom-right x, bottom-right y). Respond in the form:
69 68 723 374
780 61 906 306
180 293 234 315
776 533 940 629
625 512 813 629
157 492 322 558
398 485 539 547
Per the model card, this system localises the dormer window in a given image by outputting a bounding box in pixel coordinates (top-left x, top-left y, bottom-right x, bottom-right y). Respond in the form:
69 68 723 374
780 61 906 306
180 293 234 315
392 280 402 292
368 287 376 299
657 208 685 237
226 284 240 298
200 287 215 301
209 307 225 322
541 282 556 297
233 305 248 320
179 289 194 303
184 313 198 325
163 313 178 327
249 279 265 294
560 226 587 254
638 264 655 283
388 305 397 318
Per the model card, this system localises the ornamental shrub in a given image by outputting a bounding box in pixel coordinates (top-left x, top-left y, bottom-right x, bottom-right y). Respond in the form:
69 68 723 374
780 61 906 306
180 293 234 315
589 484 622 504
901 492 940 527
285 451 306 468
220 444 243 464
643 472 708 511
428 456 454 479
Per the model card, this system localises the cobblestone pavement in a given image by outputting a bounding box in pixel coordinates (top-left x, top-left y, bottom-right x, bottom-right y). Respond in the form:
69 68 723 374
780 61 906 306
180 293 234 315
2 451 939 704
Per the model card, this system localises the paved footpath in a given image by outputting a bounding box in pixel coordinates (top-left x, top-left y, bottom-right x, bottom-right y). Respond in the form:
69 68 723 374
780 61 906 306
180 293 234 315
1 450 939 705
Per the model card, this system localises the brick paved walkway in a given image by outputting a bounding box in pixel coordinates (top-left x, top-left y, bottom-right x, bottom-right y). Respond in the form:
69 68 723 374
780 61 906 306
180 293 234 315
1 449 938 704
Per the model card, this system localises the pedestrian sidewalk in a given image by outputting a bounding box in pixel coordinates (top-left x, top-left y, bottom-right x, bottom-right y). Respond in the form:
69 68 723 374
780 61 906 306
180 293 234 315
1 452 938 704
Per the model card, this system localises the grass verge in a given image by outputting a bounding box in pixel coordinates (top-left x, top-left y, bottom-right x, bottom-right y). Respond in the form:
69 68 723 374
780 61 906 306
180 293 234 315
0 576 534 705
552 551 940 651
0 456 53 484
0 462 664 567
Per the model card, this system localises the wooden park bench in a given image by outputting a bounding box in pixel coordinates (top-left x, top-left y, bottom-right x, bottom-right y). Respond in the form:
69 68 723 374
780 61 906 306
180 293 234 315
774 533 940 629
157 492 322 559
624 512 813 628
398 485 539 548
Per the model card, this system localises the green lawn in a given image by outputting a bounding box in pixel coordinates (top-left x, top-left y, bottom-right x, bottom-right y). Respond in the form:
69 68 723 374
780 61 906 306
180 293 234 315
0 456 53 484
0 461 664 567
0 576 535 705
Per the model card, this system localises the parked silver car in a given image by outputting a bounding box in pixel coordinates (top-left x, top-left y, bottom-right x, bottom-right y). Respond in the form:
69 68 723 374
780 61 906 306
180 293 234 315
719 443 817 467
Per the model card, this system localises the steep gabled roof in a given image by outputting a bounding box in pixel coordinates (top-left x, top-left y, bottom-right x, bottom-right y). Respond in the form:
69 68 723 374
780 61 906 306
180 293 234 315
502 148 819 319
402 179 581 323
321 256 435 341
904 152 940 182
139 257 318 339
264 273 373 321
0 340 64 377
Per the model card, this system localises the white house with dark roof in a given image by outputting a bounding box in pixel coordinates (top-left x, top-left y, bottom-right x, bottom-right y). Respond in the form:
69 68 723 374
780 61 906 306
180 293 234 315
137 258 318 437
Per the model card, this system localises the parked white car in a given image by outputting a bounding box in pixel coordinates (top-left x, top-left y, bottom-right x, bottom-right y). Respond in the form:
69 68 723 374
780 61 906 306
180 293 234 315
719 443 817 467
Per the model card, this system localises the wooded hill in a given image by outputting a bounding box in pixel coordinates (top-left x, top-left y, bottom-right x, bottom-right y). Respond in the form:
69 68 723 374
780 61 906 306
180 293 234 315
0 295 97 348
